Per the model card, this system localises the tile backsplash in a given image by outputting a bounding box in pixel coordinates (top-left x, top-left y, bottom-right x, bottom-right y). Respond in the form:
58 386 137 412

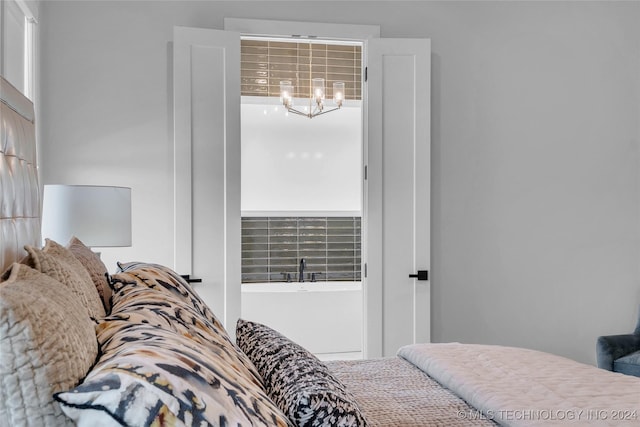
241 39 362 101
242 217 361 283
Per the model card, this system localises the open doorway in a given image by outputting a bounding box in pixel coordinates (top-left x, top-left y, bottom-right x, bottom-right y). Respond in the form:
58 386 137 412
239 37 365 360
174 21 430 359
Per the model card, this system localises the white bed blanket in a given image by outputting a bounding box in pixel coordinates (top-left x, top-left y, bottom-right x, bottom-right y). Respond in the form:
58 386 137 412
398 343 640 426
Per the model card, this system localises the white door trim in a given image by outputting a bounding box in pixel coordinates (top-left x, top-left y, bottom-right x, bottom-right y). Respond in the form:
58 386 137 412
224 18 380 40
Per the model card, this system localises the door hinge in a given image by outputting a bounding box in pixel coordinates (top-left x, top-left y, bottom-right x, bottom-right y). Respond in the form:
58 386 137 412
364 263 368 278
364 165 368 180
364 67 368 82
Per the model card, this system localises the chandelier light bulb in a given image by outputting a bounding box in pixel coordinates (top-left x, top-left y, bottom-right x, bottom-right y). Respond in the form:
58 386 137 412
280 80 294 108
312 78 325 104
333 82 345 107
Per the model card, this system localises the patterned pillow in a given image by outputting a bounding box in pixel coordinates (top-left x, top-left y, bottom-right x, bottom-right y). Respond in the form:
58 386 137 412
236 319 368 427
25 239 105 319
0 263 98 427
116 261 222 332
108 271 263 385
55 272 292 427
67 236 112 313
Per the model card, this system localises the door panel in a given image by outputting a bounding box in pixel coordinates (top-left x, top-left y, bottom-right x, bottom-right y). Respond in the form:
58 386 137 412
367 38 431 357
173 27 241 332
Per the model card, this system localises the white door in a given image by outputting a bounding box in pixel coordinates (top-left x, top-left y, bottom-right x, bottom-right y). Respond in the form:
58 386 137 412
174 27 430 353
366 39 431 357
173 27 241 333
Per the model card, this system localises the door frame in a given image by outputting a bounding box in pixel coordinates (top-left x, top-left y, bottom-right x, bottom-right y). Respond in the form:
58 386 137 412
225 18 381 357
175 20 431 359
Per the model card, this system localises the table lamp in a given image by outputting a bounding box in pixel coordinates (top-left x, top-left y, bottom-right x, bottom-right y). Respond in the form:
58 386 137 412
41 185 131 247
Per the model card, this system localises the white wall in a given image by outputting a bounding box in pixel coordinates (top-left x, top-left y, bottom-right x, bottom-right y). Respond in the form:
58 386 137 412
241 101 362 215
38 1 640 364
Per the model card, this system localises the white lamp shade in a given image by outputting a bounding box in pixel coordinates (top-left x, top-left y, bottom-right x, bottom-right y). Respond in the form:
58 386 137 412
42 185 132 247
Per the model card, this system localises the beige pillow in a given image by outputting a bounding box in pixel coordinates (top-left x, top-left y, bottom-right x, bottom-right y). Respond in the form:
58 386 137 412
0 263 98 427
67 236 112 312
25 239 105 319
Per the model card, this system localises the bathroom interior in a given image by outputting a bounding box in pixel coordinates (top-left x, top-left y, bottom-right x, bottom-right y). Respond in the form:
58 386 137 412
239 38 364 360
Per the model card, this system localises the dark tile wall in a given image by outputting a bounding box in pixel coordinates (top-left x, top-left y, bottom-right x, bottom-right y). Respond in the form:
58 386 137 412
242 217 361 283
241 39 362 101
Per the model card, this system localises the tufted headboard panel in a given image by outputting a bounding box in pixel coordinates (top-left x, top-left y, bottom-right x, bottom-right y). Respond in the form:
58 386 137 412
0 76 41 273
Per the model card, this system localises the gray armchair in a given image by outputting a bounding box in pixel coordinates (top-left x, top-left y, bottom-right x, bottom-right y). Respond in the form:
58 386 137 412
596 308 640 377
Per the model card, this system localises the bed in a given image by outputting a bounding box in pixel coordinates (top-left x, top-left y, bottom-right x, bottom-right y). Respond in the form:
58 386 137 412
2 75 640 427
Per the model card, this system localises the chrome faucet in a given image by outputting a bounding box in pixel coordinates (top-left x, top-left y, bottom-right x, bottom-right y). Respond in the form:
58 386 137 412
298 258 306 282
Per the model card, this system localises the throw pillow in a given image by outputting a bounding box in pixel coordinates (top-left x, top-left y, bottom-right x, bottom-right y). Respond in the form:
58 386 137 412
67 236 112 313
25 239 105 319
236 319 368 427
116 261 224 333
0 263 98 427
108 270 263 385
55 282 292 427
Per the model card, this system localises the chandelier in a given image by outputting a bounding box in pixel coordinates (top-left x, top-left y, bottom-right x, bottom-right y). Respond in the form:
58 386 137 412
279 44 345 119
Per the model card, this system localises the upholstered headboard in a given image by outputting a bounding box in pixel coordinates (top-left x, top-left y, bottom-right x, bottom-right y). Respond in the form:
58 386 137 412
0 76 41 272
